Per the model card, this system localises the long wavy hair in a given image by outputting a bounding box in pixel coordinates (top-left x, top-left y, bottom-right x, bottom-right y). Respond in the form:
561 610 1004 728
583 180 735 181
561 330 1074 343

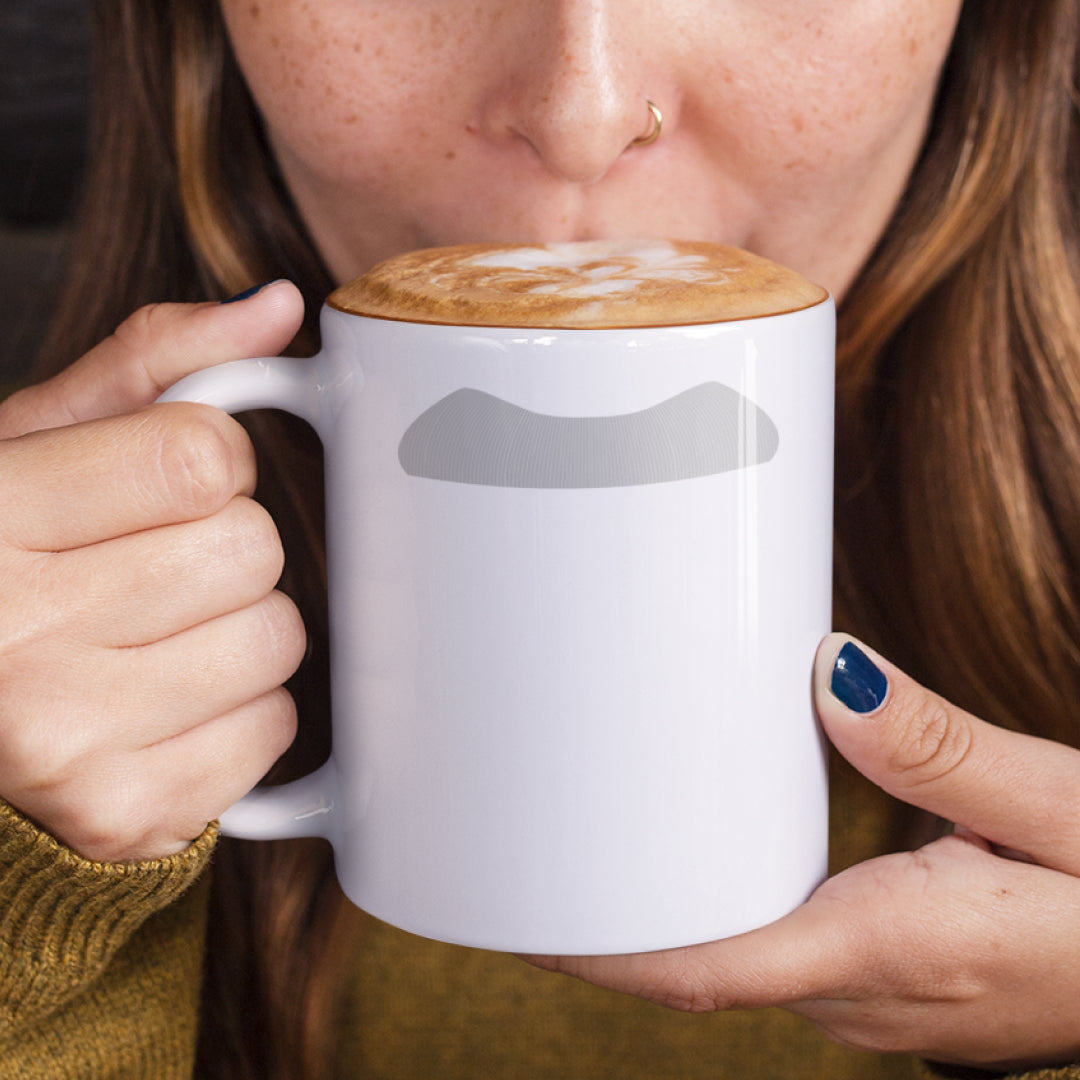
39 1 1080 1076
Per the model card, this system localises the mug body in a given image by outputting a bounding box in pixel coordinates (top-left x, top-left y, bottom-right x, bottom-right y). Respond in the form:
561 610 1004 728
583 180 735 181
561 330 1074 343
317 300 834 954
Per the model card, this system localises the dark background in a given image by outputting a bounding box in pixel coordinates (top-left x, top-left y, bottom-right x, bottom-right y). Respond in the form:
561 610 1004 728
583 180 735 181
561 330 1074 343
0 0 91 385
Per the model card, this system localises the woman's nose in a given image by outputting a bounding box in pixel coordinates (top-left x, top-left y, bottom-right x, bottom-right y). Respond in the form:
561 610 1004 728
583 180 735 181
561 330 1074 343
476 1 662 185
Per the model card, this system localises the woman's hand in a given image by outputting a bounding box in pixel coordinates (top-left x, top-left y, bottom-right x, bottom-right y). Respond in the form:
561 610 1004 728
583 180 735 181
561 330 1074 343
0 282 308 862
532 633 1080 1071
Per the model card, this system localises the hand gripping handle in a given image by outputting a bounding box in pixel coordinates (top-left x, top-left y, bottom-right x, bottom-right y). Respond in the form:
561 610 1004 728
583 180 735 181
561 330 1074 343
158 356 339 842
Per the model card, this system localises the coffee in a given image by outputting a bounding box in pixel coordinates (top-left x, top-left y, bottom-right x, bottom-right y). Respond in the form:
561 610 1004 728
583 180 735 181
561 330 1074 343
330 239 828 329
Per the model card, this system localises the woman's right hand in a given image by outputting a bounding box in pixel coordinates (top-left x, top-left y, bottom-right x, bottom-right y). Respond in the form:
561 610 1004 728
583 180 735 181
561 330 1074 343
0 282 308 862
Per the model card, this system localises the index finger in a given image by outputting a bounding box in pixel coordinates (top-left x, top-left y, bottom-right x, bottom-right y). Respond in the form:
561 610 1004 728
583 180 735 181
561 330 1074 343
0 402 256 551
0 281 304 439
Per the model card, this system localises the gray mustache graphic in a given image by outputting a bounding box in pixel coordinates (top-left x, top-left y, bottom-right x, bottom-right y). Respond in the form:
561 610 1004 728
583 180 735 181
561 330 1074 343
398 381 779 489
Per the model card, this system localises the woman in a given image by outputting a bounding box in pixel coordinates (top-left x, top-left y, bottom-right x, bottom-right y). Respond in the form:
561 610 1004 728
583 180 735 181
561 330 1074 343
2 1 1080 1077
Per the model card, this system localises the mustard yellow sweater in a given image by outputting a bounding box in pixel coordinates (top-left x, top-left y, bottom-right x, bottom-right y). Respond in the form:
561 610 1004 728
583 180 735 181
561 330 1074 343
0 758 1077 1080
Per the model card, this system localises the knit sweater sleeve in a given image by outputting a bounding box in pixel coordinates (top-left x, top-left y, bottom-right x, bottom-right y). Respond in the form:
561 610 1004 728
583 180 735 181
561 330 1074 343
922 1060 1080 1079
0 800 217 1079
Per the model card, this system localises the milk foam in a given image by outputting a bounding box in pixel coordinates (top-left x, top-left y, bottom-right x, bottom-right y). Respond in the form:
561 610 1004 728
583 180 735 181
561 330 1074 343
463 240 736 297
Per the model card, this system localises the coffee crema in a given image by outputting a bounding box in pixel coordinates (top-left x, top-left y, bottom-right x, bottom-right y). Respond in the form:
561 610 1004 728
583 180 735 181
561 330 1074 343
329 239 828 329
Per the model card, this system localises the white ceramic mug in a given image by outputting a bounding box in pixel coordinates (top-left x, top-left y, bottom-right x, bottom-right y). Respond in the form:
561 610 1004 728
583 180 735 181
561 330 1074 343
161 246 835 955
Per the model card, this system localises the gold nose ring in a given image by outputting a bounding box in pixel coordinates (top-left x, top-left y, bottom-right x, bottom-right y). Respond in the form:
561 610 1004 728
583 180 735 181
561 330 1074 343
631 100 663 147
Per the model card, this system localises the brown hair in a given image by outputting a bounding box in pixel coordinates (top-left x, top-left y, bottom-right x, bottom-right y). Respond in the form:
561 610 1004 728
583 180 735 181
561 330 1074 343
834 2 1080 745
39 0 1080 1075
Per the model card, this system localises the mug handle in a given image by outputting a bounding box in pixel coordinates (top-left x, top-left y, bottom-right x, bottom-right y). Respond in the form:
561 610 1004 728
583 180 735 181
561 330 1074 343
158 356 339 843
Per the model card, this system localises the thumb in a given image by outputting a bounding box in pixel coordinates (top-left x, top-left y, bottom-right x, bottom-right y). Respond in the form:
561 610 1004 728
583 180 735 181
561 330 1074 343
815 632 1080 876
0 280 305 438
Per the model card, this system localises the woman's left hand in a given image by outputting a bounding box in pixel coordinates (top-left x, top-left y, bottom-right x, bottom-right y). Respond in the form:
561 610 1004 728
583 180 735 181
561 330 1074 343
530 633 1080 1072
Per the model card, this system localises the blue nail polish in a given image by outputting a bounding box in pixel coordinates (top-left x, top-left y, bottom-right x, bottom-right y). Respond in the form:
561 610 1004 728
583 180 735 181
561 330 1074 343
221 281 273 304
830 641 888 714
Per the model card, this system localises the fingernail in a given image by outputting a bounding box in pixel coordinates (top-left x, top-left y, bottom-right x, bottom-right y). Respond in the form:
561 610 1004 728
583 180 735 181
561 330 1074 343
830 641 888 714
221 280 278 304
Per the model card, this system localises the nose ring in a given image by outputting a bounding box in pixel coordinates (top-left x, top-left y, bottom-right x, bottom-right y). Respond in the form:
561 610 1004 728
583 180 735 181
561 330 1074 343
631 100 663 147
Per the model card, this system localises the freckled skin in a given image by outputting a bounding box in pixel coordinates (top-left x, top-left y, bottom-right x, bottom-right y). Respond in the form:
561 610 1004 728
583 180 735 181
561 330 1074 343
218 0 963 300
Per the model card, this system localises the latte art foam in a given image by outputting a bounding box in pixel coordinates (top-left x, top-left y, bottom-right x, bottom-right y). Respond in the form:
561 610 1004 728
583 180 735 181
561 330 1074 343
330 239 828 328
